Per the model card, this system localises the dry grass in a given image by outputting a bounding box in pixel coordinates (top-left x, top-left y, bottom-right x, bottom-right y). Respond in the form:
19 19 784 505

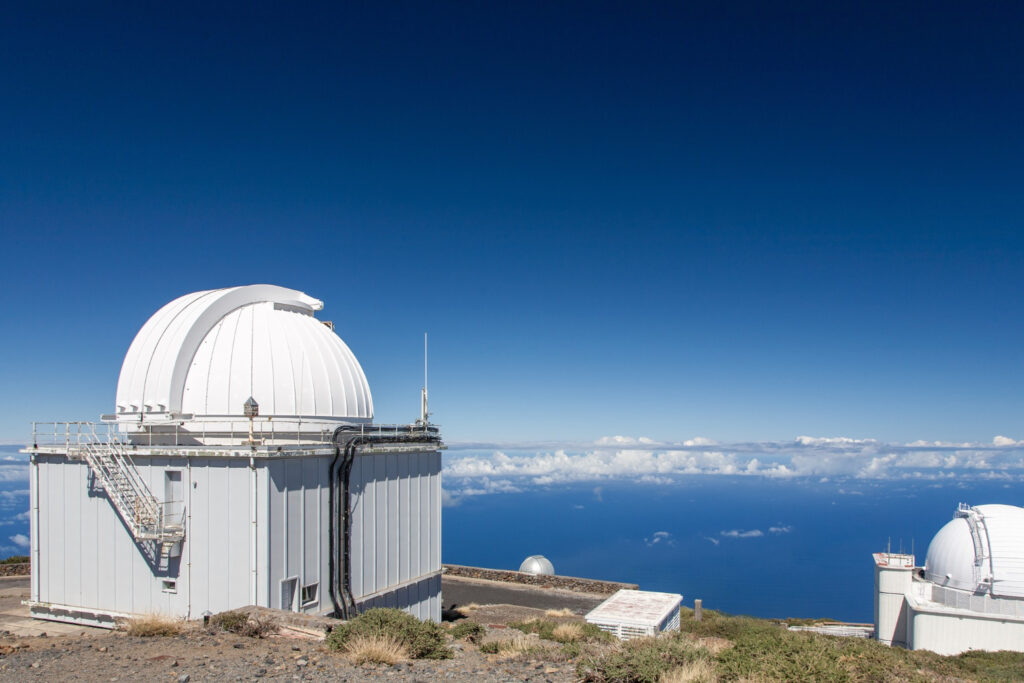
495 635 549 660
660 659 718 683
342 633 410 666
545 607 576 618
695 636 731 654
552 622 584 643
121 614 185 637
455 602 482 616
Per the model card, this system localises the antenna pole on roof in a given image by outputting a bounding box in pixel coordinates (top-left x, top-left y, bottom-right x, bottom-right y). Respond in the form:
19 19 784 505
419 333 429 427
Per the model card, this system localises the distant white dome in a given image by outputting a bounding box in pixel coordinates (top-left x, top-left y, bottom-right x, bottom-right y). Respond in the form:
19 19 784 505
925 504 1024 599
115 285 373 424
519 555 555 576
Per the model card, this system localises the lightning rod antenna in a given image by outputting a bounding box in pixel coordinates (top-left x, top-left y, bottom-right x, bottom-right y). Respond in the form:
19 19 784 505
419 333 429 426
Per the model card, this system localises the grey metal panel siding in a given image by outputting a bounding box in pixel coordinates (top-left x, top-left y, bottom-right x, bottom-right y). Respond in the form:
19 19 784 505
33 454 255 620
349 449 442 621
354 573 441 622
265 455 331 613
33 447 439 623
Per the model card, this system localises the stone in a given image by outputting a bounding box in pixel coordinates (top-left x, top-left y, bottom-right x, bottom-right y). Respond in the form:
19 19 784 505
177 675 191 683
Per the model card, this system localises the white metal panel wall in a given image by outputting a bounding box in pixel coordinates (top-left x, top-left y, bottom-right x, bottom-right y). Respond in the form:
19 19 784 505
874 564 912 647
32 454 255 620
349 450 442 622
909 607 1024 655
356 573 442 622
265 455 330 614
184 457 259 614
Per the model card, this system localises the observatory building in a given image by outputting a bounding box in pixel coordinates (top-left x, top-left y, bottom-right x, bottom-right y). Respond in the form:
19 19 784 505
26 285 443 627
874 503 1024 655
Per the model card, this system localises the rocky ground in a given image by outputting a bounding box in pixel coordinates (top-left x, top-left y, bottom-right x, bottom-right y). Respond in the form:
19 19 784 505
0 600 585 682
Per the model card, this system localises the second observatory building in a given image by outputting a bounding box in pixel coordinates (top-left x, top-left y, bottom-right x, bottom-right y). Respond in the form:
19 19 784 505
27 284 443 626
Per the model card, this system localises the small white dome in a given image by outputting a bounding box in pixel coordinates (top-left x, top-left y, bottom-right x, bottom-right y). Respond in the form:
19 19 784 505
925 504 1024 598
519 555 555 576
115 285 373 425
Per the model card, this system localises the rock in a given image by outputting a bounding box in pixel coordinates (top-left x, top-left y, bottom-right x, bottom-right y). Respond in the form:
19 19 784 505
233 643 245 649
296 658 308 667
177 675 190 683
98 646 108 652
31 661 41 669
291 645 301 651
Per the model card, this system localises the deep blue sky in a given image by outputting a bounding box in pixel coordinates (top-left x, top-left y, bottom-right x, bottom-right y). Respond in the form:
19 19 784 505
2 2 1023 444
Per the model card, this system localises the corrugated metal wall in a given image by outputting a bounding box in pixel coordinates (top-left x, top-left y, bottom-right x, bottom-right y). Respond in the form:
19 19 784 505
349 451 442 622
265 455 331 614
34 447 442 623
33 454 256 619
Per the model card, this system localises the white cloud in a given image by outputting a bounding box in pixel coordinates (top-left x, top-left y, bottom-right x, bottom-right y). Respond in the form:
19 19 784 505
703 536 720 546
440 435 1024 498
9 534 28 548
721 529 763 539
768 525 792 534
0 464 29 483
645 531 674 547
596 435 658 446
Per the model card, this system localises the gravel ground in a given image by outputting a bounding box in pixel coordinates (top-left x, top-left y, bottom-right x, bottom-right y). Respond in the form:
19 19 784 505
0 609 582 682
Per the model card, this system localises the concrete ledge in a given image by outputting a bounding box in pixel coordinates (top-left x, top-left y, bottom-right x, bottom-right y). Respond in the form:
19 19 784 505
442 564 637 595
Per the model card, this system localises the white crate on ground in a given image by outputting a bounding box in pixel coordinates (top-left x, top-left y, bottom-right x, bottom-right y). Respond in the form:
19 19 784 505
585 589 683 640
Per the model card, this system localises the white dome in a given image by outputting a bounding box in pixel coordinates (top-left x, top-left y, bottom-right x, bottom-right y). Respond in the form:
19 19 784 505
115 285 373 423
519 555 555 576
925 504 1024 599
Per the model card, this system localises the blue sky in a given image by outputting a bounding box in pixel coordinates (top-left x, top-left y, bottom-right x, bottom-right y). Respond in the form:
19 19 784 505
2 2 1023 446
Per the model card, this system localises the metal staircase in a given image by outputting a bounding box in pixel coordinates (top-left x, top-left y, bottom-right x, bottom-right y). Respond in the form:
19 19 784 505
69 424 184 546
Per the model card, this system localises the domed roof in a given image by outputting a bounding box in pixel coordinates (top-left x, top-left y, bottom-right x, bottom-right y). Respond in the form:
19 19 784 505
519 555 555 576
924 504 1024 599
115 285 372 422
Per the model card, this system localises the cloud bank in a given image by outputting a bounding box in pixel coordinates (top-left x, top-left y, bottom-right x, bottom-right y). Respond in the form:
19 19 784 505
442 434 1024 501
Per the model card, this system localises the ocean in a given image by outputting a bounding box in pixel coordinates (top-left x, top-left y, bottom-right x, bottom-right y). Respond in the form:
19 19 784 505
442 475 1020 623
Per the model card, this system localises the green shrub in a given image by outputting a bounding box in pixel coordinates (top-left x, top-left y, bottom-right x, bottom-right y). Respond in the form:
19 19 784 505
479 640 501 654
449 620 485 643
326 608 452 660
511 618 612 644
561 641 583 658
0 555 29 565
208 610 277 638
577 634 709 683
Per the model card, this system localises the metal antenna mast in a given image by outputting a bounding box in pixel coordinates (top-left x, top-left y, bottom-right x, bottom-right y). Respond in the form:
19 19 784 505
419 333 429 426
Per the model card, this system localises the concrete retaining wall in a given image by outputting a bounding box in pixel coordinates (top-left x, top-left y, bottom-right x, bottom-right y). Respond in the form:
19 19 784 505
443 564 637 595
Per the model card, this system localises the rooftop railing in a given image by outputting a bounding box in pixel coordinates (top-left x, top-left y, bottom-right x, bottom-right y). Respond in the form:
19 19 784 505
31 420 441 450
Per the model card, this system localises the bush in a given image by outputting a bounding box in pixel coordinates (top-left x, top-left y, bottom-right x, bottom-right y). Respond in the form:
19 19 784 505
477 634 548 659
341 633 409 665
577 634 709 683
326 608 452 660
449 621 486 643
512 618 612 644
0 555 29 565
121 614 185 637
208 610 277 638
